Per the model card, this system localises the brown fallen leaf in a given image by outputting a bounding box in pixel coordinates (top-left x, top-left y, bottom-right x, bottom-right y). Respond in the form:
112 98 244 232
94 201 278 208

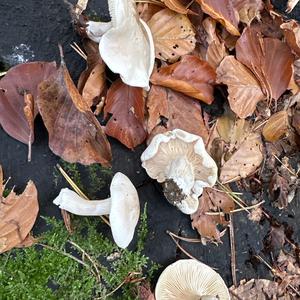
281 20 300 57
104 79 147 149
147 8 196 61
217 56 265 118
0 167 39 254
37 50 112 166
197 0 240 36
219 132 264 183
147 85 208 141
262 110 289 142
137 3 163 22
233 0 263 25
191 187 234 243
236 27 294 101
269 173 290 209
77 39 106 107
151 55 216 103
138 281 155 300
0 61 56 144
161 0 196 15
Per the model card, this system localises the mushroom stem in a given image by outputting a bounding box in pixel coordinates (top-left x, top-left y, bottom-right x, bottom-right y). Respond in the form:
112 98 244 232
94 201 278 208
53 188 111 216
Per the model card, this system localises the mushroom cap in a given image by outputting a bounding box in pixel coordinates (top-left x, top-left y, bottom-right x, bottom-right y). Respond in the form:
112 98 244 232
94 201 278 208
109 172 140 248
141 129 218 214
155 259 230 300
99 0 155 89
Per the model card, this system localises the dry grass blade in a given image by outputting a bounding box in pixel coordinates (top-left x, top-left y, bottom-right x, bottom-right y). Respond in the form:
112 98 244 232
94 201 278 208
229 214 237 287
167 230 202 243
56 164 110 226
286 0 300 13
70 42 87 60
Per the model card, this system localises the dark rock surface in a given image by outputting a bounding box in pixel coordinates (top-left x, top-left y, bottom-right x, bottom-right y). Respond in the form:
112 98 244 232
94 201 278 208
0 0 299 290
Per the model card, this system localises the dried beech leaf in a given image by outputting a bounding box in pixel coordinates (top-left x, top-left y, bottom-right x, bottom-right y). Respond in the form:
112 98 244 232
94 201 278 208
197 0 240 36
104 79 147 149
0 176 39 254
233 0 263 25
191 187 234 243
37 59 111 166
77 40 106 107
137 3 163 22
262 110 289 142
162 0 196 15
0 62 56 144
147 85 208 141
220 133 263 183
206 40 228 69
236 27 294 101
281 20 300 57
217 56 265 118
148 8 196 61
151 55 216 103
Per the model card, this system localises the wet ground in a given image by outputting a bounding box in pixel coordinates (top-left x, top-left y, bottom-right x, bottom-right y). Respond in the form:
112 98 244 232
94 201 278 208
0 0 299 288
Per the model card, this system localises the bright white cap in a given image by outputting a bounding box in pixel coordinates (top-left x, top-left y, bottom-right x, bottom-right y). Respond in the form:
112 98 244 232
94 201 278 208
109 172 140 249
141 129 218 214
155 259 230 300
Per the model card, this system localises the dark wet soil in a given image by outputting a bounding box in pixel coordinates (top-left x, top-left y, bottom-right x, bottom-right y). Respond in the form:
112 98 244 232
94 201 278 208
0 0 299 289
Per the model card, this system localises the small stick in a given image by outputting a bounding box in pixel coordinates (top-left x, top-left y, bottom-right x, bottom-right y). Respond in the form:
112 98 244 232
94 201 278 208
229 214 237 287
56 164 110 227
272 154 297 177
70 42 87 60
167 230 202 243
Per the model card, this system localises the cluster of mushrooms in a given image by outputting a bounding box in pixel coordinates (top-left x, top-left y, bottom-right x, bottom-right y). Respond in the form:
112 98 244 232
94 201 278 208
53 0 229 298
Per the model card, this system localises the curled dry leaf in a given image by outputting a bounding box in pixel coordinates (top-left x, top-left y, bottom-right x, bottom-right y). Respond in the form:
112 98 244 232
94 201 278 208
262 110 289 142
0 167 39 254
37 56 111 166
197 0 240 36
0 61 56 144
151 55 216 104
161 0 196 15
191 187 234 243
104 79 147 149
77 40 106 107
147 8 196 61
219 133 264 183
217 56 265 118
281 20 300 57
233 0 263 25
236 27 294 101
147 85 208 141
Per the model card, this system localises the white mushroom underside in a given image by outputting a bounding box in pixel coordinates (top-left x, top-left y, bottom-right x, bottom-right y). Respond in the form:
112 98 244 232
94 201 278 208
155 260 230 300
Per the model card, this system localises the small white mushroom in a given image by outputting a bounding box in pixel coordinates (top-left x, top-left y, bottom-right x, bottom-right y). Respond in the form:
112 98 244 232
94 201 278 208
155 259 230 300
141 129 218 214
85 0 155 89
53 172 140 249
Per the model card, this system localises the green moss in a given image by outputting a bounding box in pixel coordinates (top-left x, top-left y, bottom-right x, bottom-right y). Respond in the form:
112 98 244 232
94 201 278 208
0 206 159 299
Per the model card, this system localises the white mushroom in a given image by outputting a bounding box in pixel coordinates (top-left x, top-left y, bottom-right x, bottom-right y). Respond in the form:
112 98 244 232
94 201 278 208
141 129 218 214
155 259 230 300
53 172 140 249
86 0 155 90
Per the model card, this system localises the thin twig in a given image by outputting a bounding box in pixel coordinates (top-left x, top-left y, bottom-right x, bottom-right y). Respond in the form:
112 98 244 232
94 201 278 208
167 230 202 243
70 42 87 60
272 154 297 177
229 214 237 287
56 164 110 227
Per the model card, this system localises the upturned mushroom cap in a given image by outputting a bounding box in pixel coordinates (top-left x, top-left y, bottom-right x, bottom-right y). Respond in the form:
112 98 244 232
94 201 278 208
109 172 140 248
155 259 230 300
141 129 218 214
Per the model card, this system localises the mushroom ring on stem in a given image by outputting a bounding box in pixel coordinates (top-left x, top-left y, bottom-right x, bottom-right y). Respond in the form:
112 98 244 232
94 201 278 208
53 172 140 249
141 129 218 214
155 259 230 300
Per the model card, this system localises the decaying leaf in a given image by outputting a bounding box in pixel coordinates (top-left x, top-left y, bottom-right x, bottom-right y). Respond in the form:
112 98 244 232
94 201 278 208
161 0 196 15
236 27 294 101
262 111 289 142
151 55 216 103
197 0 240 36
147 85 208 141
264 224 286 255
37 55 112 166
137 3 163 22
233 0 263 25
148 8 196 61
0 62 56 144
220 133 263 183
138 281 155 300
0 167 39 254
230 279 292 299
217 56 265 118
269 173 290 209
77 39 106 107
191 187 234 243
104 79 147 149
281 20 300 57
